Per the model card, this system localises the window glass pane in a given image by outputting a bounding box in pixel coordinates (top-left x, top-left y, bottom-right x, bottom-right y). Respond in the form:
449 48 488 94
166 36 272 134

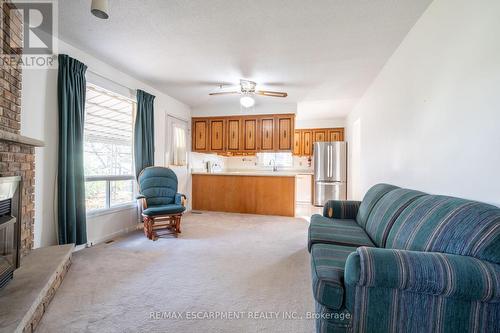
256 152 293 167
110 180 134 207
85 181 106 210
84 85 134 177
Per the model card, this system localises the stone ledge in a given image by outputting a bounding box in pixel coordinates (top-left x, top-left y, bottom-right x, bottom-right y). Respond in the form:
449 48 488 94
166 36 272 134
0 244 74 333
0 130 45 147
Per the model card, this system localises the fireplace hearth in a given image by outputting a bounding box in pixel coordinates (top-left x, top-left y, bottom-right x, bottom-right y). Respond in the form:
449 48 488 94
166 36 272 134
0 176 21 290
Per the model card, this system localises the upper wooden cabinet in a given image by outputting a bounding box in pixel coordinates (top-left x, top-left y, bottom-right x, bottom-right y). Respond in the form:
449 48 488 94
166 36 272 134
192 119 208 151
293 130 301 155
328 129 344 142
277 116 293 150
293 127 344 156
209 119 225 152
226 118 242 151
302 130 313 156
192 114 295 154
259 117 274 151
243 118 257 151
313 129 327 142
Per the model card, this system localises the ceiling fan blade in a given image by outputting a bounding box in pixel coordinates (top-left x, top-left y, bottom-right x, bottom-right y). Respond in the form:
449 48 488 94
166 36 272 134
209 91 240 96
256 90 288 98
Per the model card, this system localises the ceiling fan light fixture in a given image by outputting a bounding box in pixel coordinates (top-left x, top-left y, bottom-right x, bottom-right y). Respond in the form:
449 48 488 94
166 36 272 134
240 95 255 108
91 0 109 19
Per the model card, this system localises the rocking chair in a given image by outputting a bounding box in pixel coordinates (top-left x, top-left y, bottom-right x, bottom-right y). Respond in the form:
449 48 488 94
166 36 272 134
137 167 187 240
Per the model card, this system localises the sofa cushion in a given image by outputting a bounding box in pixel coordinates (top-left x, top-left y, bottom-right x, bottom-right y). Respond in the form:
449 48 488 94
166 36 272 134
143 204 186 216
386 195 500 264
356 184 399 228
308 214 375 252
311 244 358 310
364 189 426 247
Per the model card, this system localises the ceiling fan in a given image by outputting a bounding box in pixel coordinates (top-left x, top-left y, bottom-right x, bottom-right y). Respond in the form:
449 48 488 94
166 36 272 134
209 79 288 108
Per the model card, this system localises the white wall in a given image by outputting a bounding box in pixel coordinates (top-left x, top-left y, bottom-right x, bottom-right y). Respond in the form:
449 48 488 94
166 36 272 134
295 118 345 129
346 0 500 206
22 39 191 248
192 101 296 117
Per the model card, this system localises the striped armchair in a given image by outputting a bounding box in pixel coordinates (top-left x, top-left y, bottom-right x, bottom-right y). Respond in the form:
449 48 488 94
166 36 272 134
308 184 500 333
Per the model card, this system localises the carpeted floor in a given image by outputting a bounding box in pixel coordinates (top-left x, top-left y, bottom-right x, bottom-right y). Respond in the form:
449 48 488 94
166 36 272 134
37 212 315 333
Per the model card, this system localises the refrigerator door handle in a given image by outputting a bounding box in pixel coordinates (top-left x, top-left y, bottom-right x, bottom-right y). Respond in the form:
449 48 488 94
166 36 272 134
326 147 331 178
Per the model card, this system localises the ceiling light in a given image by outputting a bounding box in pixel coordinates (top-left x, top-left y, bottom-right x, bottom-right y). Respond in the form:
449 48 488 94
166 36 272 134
240 96 255 108
91 0 109 19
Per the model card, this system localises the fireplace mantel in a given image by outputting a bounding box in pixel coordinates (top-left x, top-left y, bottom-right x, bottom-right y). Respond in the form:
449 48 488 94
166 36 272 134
0 130 45 147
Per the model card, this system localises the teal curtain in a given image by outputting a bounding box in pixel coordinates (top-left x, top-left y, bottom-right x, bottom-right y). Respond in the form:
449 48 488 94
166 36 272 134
134 90 155 179
57 54 88 245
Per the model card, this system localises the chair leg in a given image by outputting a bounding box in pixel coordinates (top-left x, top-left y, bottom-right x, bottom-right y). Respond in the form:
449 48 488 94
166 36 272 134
143 216 156 240
175 215 182 234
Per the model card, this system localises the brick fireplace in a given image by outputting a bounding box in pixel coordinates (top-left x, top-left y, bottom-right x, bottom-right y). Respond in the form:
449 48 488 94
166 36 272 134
0 0 38 259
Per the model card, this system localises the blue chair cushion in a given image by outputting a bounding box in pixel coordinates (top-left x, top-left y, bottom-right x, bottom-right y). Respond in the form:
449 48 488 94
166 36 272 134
138 167 179 206
308 214 375 252
311 243 358 310
143 204 186 216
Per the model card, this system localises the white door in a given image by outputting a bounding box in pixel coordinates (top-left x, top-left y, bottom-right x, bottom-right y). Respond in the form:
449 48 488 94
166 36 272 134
166 116 189 197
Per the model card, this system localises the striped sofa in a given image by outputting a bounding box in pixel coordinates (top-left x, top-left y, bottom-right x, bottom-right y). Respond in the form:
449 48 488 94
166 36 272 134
308 184 500 333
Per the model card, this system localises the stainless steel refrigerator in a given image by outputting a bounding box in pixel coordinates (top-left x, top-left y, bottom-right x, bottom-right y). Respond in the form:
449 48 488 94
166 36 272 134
313 142 347 206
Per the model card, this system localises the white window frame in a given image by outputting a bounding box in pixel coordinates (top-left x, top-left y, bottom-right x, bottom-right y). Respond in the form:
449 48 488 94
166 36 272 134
84 84 137 216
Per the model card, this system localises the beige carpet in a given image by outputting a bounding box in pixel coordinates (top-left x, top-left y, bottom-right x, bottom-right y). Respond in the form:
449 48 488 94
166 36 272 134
37 212 315 333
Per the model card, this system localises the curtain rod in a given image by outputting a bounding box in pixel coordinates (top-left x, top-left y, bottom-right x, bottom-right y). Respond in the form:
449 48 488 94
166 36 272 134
86 69 137 95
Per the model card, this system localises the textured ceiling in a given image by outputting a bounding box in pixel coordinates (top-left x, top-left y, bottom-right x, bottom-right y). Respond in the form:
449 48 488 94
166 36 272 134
59 0 432 116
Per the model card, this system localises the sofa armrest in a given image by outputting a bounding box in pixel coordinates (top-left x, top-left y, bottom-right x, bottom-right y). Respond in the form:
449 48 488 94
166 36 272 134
323 200 361 219
345 247 500 302
175 193 187 206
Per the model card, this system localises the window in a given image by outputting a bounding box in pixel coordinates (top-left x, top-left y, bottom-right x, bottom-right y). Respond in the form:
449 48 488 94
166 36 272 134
84 84 136 212
257 152 293 168
170 119 187 166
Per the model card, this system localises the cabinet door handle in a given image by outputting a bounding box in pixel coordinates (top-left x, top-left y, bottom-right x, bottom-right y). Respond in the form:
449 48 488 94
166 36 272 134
284 130 287 138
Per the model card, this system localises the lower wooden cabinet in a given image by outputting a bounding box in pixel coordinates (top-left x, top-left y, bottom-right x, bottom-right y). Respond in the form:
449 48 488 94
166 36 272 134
293 128 344 156
192 174 295 216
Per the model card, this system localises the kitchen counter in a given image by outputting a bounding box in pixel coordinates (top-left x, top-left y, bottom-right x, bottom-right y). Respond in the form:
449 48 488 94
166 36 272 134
192 173 297 216
191 170 313 177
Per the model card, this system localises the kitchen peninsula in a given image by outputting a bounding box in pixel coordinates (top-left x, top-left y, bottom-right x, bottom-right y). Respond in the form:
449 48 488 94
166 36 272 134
192 171 297 217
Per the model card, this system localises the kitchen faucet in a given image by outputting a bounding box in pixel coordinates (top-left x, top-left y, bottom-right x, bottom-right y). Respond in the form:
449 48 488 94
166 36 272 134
269 159 278 172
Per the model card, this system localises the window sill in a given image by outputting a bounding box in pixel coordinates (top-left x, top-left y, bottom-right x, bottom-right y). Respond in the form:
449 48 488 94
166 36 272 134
86 203 137 218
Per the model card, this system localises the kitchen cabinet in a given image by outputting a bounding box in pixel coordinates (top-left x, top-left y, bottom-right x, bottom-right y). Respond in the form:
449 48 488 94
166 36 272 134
209 119 225 151
259 117 275 151
192 174 295 217
192 119 208 151
292 128 344 156
243 118 257 151
226 118 241 151
295 174 312 204
313 129 327 143
293 130 301 155
328 129 344 142
192 114 295 154
277 116 293 150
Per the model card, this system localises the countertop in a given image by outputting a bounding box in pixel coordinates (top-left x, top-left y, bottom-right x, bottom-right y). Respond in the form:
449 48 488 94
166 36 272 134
191 170 313 177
